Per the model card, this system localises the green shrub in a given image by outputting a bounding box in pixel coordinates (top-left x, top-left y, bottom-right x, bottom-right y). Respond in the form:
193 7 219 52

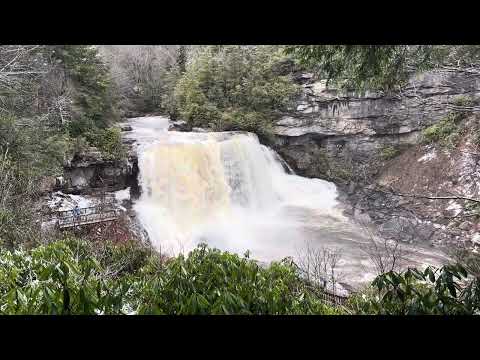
83 127 126 160
133 244 342 315
380 145 399 160
0 241 341 315
66 116 96 138
452 95 474 107
0 240 128 314
347 264 480 315
422 112 463 147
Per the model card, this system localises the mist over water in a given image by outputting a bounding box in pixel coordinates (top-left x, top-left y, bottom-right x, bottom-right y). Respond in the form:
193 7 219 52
127 116 448 289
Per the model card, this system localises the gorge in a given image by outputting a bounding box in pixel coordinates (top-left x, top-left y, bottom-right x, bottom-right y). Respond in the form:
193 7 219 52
5 45 480 315
122 116 448 290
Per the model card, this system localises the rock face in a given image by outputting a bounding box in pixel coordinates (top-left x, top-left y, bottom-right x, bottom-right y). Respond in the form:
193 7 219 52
264 68 480 249
60 127 139 197
61 148 138 196
268 69 480 183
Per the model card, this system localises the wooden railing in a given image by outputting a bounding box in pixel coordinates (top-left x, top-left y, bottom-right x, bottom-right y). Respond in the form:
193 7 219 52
55 206 120 229
317 290 349 307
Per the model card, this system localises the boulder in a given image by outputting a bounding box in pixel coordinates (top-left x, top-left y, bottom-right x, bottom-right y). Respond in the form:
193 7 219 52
471 233 480 245
459 221 472 231
168 120 191 132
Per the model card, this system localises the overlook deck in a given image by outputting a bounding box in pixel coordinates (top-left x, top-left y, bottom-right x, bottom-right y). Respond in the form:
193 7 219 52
55 206 120 229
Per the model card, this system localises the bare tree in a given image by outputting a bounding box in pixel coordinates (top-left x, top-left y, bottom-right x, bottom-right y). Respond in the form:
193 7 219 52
98 45 184 114
358 220 411 275
296 240 344 295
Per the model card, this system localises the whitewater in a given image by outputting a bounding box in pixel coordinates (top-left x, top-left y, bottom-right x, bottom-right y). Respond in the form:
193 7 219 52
125 116 448 289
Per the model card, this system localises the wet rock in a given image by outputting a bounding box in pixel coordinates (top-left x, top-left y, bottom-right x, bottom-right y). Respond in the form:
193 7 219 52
353 208 371 223
343 206 354 216
471 233 480 245
347 181 356 195
416 223 437 241
61 144 138 195
69 167 95 190
379 217 436 243
55 176 65 187
269 68 480 183
447 221 458 229
397 199 411 206
168 120 191 132
122 138 136 145
120 125 133 132
459 221 472 231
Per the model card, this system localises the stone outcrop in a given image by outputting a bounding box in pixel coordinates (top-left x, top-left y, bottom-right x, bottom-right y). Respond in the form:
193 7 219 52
269 69 480 183
265 68 480 249
59 130 139 197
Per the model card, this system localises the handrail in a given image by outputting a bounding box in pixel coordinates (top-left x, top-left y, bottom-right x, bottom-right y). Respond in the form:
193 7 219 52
55 206 120 229
55 204 115 218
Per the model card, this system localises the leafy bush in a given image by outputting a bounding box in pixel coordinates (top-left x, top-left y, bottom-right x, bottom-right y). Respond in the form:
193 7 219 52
132 244 341 315
0 240 341 315
173 46 299 135
380 145 399 160
422 112 463 147
0 240 128 314
452 95 474 107
81 127 125 160
348 264 480 315
3 240 479 315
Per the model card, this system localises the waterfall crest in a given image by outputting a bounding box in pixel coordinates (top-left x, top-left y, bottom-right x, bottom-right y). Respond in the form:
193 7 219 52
133 126 343 258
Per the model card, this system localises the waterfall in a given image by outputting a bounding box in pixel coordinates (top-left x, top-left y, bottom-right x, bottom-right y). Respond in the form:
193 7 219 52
132 121 344 259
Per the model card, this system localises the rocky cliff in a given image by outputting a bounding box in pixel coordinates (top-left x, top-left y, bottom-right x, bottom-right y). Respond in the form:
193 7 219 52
58 129 139 197
270 69 480 182
267 68 480 250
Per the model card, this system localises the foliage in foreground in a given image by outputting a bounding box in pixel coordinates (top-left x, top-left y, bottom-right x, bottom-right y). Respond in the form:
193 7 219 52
349 264 480 315
0 240 341 315
2 237 480 315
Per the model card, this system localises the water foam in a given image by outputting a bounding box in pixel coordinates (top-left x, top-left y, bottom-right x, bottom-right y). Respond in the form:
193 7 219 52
131 119 346 260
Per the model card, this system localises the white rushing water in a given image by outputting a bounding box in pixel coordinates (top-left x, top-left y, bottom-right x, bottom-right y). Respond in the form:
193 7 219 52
127 116 448 289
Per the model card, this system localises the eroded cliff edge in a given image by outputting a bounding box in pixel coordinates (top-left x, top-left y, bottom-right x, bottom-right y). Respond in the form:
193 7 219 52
266 68 480 250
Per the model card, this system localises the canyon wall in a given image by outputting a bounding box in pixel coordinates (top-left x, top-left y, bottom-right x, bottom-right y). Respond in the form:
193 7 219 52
270 69 480 183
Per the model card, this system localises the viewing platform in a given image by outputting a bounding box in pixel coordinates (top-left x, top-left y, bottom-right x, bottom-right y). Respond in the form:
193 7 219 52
55 206 120 229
